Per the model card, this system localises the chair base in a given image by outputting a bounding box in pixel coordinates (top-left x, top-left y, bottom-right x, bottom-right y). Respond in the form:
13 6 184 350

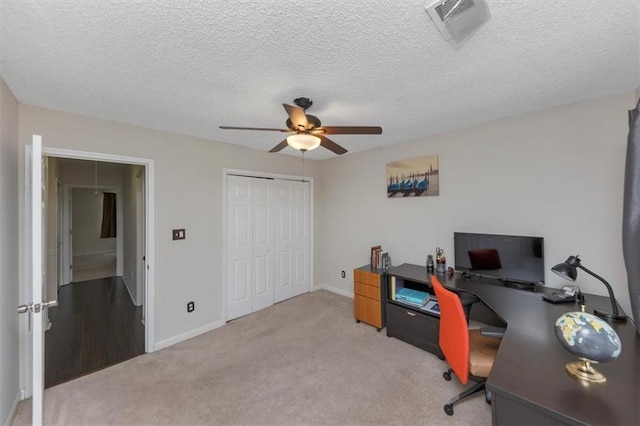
442 369 487 416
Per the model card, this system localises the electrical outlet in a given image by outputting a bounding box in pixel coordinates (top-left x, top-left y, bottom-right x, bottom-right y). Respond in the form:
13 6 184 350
341 270 346 278
173 229 186 240
187 301 195 313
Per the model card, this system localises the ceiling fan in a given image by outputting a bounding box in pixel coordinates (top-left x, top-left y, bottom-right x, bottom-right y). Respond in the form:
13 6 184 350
219 97 382 155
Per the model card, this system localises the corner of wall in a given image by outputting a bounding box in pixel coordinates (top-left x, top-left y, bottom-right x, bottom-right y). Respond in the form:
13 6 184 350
2 391 21 426
312 283 353 299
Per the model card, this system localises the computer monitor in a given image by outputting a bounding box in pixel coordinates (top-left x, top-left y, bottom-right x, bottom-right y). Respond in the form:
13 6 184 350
454 232 545 287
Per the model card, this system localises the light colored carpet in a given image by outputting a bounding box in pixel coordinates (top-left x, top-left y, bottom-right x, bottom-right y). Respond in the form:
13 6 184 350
12 290 491 425
72 252 116 282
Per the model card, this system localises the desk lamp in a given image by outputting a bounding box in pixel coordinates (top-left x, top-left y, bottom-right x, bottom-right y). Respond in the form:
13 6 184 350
551 256 626 322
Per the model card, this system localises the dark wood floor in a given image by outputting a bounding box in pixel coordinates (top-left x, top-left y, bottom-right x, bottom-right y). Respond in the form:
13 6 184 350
45 276 145 388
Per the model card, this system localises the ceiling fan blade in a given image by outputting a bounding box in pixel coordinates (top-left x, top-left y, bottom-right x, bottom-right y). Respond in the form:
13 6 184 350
319 126 383 135
269 139 289 153
282 104 309 130
318 135 347 155
219 126 290 132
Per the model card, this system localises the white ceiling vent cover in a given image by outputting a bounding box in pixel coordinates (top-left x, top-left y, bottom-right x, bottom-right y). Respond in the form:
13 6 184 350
425 0 490 44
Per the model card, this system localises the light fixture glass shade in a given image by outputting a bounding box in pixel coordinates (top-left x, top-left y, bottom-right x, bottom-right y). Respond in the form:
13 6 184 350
287 134 321 151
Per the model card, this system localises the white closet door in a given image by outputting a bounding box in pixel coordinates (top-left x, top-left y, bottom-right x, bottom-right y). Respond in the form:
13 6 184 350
251 178 274 312
227 176 253 320
274 180 310 303
290 180 310 297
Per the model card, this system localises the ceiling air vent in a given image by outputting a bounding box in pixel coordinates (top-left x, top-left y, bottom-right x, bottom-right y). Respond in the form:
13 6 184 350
425 0 490 44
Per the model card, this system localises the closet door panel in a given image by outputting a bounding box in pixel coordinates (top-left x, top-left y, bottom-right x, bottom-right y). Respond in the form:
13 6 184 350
291 181 310 297
227 176 253 320
252 179 274 311
227 176 310 316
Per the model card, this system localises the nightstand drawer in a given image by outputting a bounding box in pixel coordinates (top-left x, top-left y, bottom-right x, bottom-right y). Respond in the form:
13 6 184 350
354 282 380 301
354 269 380 287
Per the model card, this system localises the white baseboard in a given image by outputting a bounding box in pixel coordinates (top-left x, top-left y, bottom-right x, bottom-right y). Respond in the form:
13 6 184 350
73 250 117 257
155 320 226 351
4 390 21 426
121 276 140 306
312 284 354 298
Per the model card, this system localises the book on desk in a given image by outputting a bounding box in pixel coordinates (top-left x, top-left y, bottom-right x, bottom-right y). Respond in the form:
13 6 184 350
395 287 431 306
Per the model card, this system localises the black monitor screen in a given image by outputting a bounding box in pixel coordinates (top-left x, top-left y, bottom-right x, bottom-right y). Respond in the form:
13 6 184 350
454 232 544 286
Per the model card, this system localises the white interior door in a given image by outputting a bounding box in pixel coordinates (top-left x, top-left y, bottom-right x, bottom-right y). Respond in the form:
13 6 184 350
20 135 49 425
227 176 253 320
227 174 309 317
273 182 293 303
251 178 274 312
290 180 310 297
274 180 310 303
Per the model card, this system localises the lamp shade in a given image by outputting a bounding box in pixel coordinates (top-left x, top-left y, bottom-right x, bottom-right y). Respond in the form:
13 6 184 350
552 259 578 282
287 134 321 152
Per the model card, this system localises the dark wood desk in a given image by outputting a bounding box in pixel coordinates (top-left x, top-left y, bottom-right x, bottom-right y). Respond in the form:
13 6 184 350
386 263 640 426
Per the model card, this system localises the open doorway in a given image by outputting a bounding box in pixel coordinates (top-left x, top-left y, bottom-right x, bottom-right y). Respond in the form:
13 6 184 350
69 187 117 283
43 156 148 387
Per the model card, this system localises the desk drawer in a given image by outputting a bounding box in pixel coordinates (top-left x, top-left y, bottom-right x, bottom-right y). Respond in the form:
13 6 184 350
354 269 380 287
354 282 380 301
354 294 382 328
386 302 442 358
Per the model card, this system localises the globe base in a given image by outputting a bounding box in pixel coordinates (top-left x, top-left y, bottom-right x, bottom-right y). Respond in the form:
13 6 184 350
566 358 606 384
593 308 627 322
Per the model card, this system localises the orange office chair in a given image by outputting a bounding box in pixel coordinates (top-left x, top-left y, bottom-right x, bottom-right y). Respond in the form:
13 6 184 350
431 276 501 416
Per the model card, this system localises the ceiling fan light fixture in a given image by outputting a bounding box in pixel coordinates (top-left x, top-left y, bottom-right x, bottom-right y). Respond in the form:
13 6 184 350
287 134 321 152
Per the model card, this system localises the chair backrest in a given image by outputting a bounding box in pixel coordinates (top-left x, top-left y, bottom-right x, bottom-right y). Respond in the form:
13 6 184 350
431 276 470 384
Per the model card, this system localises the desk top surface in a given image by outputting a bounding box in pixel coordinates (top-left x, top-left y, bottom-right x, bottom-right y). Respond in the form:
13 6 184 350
387 263 640 426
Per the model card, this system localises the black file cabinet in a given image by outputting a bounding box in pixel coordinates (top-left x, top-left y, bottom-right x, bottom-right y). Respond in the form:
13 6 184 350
385 265 443 358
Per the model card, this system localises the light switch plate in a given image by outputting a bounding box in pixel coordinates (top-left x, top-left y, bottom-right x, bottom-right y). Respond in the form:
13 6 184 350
172 228 186 240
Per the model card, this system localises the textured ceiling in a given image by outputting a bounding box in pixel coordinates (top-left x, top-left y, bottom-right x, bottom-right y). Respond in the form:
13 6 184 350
1 1 639 160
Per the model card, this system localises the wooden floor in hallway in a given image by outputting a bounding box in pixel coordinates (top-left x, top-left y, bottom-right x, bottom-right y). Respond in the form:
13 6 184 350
45 276 145 388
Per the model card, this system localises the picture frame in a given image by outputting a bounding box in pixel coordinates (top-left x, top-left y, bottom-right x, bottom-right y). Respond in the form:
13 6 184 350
386 155 439 198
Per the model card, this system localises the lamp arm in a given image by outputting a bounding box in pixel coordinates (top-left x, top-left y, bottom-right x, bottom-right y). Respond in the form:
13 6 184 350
576 264 620 316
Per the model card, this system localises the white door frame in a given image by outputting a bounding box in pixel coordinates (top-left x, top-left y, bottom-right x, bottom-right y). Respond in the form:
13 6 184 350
20 146 156 399
42 147 155 352
222 168 314 322
61 184 124 283
56 178 64 288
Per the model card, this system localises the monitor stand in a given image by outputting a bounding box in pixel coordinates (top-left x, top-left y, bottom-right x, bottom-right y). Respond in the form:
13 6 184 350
499 279 538 292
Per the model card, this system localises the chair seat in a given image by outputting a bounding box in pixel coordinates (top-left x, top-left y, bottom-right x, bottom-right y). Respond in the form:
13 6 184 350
468 329 501 378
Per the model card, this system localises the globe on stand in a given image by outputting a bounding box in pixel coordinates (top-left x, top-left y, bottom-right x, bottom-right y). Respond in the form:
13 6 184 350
554 311 622 384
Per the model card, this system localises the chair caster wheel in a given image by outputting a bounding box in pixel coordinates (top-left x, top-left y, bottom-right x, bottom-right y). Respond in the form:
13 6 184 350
444 404 454 416
443 371 452 381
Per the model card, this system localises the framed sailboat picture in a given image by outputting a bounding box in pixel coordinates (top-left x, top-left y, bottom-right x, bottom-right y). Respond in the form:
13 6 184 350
386 155 439 198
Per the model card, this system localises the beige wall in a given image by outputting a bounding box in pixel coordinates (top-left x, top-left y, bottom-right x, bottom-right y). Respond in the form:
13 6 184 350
11 90 638 394
316 92 636 317
17 105 322 347
0 78 20 423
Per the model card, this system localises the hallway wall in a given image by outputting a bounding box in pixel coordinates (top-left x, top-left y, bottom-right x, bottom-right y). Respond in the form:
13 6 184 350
0 77 20 424
122 165 144 306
